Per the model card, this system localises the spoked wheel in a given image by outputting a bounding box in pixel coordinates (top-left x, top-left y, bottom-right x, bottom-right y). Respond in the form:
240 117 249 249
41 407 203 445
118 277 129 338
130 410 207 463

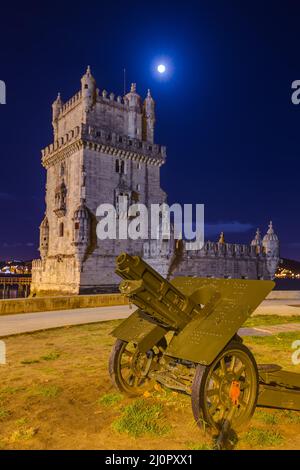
191 341 258 431
109 338 166 397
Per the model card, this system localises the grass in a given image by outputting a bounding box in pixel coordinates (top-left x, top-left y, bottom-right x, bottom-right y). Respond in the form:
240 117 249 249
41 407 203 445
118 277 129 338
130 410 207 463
0 386 23 397
0 407 9 420
245 331 300 347
278 410 300 424
255 410 279 425
187 442 214 450
7 427 37 443
28 385 61 398
0 319 299 450
21 359 40 365
113 399 169 437
21 351 61 365
243 427 284 448
40 352 60 361
98 392 123 407
15 417 28 426
244 315 300 328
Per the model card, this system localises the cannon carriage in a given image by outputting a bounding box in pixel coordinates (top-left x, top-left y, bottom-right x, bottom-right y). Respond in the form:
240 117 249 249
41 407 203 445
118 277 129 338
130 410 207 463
109 253 300 432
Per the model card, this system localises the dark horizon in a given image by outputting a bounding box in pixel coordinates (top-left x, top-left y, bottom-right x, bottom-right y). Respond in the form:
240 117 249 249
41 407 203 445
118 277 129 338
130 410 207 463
1 1 300 261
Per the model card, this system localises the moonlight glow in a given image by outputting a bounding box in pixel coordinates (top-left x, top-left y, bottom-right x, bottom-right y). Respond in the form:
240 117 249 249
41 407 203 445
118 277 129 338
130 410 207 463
157 64 166 73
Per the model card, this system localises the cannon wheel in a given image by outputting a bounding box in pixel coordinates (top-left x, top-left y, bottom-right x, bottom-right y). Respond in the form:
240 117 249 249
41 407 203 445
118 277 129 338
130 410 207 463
191 341 258 431
109 338 167 397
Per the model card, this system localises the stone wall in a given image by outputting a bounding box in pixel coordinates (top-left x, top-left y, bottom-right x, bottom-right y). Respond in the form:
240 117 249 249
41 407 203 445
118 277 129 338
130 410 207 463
0 293 128 315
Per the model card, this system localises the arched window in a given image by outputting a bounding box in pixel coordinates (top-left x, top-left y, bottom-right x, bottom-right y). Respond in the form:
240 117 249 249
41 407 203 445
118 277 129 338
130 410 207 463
115 159 120 173
59 222 64 237
120 161 125 174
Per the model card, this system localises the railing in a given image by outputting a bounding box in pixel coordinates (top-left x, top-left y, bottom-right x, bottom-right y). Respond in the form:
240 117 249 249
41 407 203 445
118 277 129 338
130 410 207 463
0 275 31 285
0 275 31 299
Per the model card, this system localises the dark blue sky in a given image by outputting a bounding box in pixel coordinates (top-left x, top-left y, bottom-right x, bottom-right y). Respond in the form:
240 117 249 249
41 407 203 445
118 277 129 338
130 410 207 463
0 0 300 260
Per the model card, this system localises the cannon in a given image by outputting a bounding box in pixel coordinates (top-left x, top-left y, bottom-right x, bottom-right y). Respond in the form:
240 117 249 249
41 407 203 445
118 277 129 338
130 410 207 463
109 253 300 432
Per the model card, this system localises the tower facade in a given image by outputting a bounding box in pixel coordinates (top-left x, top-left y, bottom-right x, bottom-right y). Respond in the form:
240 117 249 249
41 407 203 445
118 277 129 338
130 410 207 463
32 67 280 295
31 67 167 295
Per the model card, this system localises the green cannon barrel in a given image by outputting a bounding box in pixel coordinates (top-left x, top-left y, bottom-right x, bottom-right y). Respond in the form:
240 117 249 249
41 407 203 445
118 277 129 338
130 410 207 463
116 253 203 330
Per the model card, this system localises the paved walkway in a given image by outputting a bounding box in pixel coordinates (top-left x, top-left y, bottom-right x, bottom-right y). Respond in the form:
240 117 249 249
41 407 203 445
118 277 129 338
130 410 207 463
254 299 300 316
0 305 132 337
0 302 300 338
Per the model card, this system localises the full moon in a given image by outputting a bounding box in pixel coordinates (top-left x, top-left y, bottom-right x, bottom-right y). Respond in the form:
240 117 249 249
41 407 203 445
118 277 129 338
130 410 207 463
157 64 166 74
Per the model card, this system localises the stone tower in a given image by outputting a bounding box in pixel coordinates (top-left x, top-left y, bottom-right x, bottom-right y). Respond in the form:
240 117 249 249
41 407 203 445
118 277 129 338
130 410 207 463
31 67 167 295
32 66 280 295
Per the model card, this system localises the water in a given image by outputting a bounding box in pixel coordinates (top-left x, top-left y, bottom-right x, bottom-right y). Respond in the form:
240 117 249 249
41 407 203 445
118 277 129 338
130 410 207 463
0 287 29 299
274 279 300 291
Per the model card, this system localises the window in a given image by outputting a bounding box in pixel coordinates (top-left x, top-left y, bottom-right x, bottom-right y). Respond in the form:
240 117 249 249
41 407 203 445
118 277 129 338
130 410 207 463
75 222 79 230
137 162 142 170
115 159 125 174
136 184 141 191
59 222 64 237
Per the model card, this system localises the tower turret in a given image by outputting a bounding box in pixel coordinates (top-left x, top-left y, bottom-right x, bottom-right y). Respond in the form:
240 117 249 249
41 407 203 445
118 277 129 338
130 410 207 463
143 89 155 143
262 221 280 279
52 93 63 138
81 65 96 113
125 83 142 139
251 228 262 253
39 216 49 259
72 204 91 266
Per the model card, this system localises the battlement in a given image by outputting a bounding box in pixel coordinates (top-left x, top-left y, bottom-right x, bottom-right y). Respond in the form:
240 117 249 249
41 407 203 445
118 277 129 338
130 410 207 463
96 88 127 108
82 124 166 160
60 90 82 117
185 241 264 258
32 259 43 270
56 87 129 121
42 124 81 160
42 123 166 167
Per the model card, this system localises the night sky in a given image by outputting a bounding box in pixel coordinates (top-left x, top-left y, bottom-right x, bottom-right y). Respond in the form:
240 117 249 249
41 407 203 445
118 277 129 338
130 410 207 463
0 0 300 261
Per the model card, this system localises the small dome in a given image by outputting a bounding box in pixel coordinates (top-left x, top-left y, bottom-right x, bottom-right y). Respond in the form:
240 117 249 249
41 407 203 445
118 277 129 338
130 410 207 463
53 92 63 106
73 203 90 220
145 89 154 102
125 83 141 106
143 89 155 115
263 221 278 242
81 65 96 85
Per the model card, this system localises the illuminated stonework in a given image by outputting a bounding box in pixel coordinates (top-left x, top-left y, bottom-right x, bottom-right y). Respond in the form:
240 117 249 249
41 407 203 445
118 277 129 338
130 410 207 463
31 67 279 295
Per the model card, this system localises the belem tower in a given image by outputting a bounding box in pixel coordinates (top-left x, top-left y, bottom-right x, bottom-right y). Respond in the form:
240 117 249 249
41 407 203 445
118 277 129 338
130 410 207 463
31 67 280 295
